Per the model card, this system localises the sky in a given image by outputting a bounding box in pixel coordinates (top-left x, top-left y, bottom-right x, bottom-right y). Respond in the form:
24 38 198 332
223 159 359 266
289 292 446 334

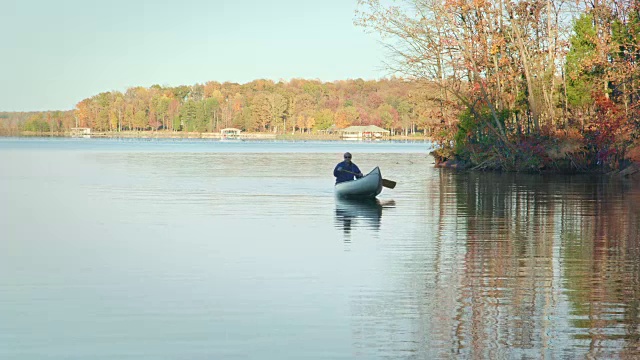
0 0 387 111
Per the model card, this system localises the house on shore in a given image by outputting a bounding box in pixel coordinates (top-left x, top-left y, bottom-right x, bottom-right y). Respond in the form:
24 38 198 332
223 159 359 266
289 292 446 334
339 125 390 139
220 128 241 139
70 127 91 138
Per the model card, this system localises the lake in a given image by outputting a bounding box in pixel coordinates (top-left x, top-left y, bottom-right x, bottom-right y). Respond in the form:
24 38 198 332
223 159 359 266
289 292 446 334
1 138 640 359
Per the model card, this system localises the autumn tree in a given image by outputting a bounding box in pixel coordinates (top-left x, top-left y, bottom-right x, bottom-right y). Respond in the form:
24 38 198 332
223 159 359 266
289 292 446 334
335 106 358 128
252 93 272 131
565 13 598 128
23 114 49 132
314 109 334 130
269 93 288 133
356 0 580 170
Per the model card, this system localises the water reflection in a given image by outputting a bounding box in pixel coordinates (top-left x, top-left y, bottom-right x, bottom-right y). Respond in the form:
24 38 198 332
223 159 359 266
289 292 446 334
7 138 640 358
334 198 396 241
422 171 640 358
346 170 640 358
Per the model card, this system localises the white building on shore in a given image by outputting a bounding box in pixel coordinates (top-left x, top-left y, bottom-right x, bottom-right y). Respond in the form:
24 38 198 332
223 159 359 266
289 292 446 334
339 125 390 139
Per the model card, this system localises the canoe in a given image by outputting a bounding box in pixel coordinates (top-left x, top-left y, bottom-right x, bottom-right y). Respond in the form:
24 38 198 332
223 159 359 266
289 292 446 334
334 166 383 200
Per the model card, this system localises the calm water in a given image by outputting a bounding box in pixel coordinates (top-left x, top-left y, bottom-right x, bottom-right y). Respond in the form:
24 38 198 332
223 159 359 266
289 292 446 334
1 138 640 359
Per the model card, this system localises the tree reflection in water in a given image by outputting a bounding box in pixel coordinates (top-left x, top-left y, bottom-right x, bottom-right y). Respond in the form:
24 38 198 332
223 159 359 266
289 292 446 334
346 170 640 358
434 171 640 358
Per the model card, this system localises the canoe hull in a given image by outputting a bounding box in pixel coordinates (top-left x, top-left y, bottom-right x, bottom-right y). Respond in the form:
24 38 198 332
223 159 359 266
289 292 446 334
334 166 383 200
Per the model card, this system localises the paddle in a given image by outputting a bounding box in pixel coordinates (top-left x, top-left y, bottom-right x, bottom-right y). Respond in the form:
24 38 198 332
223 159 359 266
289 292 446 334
381 178 397 189
339 169 397 189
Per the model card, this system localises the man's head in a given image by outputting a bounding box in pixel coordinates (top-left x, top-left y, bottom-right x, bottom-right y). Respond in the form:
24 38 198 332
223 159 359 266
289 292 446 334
343 152 352 163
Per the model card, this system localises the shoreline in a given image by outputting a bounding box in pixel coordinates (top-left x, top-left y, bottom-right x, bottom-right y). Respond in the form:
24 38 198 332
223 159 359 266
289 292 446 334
0 130 433 142
3 131 638 177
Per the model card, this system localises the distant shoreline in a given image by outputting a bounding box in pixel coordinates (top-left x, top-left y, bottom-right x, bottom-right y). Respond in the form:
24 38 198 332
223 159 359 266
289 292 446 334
4 131 639 176
0 130 433 142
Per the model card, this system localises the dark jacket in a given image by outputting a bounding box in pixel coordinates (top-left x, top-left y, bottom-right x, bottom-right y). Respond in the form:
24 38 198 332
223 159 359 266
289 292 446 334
334 161 362 184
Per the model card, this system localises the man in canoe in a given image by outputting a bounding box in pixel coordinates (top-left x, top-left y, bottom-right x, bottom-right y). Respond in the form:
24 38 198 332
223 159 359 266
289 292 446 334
334 152 364 184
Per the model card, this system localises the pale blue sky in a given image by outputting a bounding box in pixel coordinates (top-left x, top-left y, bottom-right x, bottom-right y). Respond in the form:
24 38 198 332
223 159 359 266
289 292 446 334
0 0 386 111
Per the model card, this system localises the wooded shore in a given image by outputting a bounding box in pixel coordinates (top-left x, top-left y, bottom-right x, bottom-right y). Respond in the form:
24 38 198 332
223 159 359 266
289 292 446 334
1 130 430 142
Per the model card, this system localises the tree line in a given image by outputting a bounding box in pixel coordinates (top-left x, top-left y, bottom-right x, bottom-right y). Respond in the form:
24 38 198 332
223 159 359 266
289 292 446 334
357 0 640 172
1 78 454 137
